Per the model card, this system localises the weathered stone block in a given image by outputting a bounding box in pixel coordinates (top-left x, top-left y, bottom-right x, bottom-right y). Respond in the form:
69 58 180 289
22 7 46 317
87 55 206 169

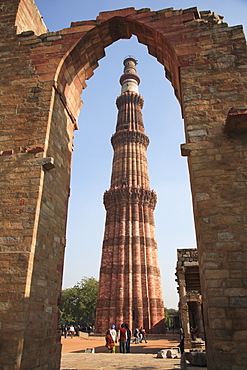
184 351 207 367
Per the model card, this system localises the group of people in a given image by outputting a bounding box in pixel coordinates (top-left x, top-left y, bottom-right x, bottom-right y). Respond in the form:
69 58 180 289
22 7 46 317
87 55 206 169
105 325 147 353
133 327 147 344
61 325 76 338
61 324 93 338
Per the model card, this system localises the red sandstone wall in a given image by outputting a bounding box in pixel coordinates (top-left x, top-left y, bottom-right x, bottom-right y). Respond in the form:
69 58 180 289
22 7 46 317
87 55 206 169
0 2 71 367
0 0 20 30
15 0 47 35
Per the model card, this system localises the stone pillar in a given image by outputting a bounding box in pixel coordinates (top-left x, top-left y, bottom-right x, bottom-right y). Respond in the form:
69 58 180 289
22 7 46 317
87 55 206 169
177 268 192 348
196 301 204 339
181 303 192 348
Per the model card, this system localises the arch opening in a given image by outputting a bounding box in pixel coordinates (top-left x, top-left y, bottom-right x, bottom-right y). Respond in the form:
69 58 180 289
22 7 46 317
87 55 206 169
63 35 196 313
56 15 183 125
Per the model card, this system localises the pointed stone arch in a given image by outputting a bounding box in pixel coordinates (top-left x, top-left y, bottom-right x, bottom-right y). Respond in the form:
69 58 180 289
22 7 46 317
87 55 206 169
54 13 181 119
1 1 247 369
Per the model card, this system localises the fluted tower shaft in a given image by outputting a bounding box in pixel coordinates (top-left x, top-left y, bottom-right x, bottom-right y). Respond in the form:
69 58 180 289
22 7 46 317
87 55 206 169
95 57 164 334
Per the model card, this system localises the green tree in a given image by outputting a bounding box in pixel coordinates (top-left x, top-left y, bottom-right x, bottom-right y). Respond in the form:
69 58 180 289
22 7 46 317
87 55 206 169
59 276 98 327
164 308 178 331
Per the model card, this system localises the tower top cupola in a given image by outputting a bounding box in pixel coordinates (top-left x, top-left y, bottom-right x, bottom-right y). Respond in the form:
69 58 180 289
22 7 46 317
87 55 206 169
120 56 140 94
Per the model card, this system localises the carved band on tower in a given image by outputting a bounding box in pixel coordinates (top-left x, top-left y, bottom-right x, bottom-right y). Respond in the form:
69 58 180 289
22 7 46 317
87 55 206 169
95 57 164 334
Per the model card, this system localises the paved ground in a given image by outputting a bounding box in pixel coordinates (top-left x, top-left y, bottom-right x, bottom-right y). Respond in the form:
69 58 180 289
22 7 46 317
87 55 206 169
60 334 181 369
61 352 181 369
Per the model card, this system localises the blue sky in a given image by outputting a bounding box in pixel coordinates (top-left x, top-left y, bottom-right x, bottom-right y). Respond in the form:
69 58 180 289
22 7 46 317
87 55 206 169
35 0 247 308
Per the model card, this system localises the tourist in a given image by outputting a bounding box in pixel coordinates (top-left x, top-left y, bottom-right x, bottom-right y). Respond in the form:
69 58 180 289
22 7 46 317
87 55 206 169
139 327 143 343
178 337 184 354
179 328 184 340
133 327 140 343
124 324 131 353
140 327 147 343
191 327 198 341
118 324 127 353
62 325 68 338
69 325 75 338
109 325 117 353
105 329 115 353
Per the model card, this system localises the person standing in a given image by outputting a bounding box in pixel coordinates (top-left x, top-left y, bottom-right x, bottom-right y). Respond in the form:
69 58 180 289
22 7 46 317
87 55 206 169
125 324 131 353
178 337 185 354
140 328 147 343
139 327 143 343
105 329 115 353
133 327 139 343
62 325 68 338
118 324 127 353
69 325 75 338
109 325 117 353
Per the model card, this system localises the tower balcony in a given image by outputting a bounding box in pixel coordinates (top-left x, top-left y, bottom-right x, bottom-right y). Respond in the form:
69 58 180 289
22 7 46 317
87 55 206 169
111 130 149 149
103 186 157 209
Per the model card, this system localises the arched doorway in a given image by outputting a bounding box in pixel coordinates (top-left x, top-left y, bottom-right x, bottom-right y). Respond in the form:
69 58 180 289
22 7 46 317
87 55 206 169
63 34 196 316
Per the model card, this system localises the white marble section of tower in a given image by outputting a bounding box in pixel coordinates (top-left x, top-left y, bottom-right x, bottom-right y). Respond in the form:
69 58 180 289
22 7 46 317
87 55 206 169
120 56 140 94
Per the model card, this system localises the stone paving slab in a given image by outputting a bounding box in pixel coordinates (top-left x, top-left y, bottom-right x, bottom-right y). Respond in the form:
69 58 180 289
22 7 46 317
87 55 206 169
60 352 181 370
60 335 181 369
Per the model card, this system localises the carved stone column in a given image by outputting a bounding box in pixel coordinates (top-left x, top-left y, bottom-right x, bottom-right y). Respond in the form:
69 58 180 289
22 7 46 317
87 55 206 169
196 300 204 339
177 267 192 348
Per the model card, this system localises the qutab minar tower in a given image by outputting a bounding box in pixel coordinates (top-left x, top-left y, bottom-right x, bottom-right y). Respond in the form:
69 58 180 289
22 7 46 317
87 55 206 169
95 57 164 334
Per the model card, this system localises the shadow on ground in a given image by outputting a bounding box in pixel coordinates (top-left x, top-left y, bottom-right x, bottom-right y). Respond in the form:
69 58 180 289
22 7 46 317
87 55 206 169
71 340 180 354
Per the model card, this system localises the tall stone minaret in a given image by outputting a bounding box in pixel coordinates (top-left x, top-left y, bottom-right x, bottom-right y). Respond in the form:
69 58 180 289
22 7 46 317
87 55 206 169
95 57 164 334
